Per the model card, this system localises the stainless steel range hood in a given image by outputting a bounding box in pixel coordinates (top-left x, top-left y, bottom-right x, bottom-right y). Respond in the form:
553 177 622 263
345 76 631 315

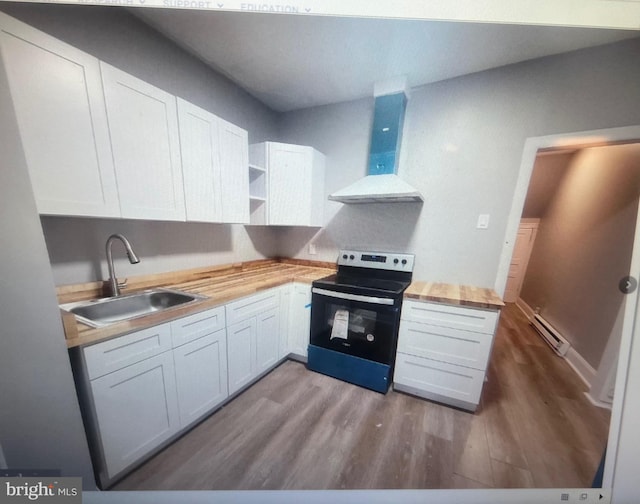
329 80 423 204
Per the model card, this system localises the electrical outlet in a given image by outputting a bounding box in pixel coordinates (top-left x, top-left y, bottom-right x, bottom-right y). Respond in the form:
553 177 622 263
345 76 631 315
308 243 317 255
477 214 490 229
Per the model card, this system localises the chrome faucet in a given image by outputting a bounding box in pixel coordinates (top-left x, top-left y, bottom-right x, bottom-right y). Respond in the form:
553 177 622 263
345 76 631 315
106 233 140 297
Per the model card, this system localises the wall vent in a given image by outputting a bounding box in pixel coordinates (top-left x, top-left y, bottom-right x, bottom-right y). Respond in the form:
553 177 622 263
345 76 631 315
531 314 571 356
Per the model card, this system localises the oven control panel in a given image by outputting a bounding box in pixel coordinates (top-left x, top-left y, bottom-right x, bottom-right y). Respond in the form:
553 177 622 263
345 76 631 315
337 250 415 271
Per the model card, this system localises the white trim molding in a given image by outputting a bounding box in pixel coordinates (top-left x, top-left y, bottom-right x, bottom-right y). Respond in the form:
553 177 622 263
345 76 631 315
517 297 596 388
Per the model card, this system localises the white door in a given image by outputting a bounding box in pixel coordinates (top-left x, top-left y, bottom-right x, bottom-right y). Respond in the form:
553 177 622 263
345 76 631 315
504 219 539 302
255 307 280 374
226 318 256 395
101 62 185 221
90 351 179 478
177 98 222 222
173 329 228 427
268 143 310 226
218 119 249 224
0 13 120 217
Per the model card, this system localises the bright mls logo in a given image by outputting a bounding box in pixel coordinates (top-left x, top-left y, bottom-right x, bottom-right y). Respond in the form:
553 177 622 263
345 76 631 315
0 478 81 503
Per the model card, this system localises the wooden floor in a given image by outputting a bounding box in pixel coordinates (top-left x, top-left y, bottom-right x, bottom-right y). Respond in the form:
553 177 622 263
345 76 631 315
113 303 611 490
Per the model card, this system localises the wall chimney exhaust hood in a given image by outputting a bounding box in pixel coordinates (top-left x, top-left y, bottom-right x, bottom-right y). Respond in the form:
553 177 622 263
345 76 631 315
329 79 423 204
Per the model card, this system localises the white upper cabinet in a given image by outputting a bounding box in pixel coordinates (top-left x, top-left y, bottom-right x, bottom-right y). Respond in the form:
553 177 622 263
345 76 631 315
101 62 186 221
177 98 223 222
219 119 250 224
177 99 249 224
249 142 325 227
0 13 120 217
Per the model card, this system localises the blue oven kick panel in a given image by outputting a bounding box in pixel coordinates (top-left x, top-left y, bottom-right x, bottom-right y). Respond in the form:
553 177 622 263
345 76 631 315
307 344 391 393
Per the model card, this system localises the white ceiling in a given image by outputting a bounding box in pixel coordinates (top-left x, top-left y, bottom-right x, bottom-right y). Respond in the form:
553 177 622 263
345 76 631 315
133 9 639 112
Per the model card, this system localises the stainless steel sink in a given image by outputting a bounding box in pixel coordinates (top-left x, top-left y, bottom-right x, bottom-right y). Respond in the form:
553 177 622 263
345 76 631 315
61 288 208 328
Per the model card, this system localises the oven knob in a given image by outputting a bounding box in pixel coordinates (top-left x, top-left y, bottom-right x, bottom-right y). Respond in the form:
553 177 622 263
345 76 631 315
342 254 348 259
349 254 355 260
366 334 374 342
393 258 399 264
401 259 407 265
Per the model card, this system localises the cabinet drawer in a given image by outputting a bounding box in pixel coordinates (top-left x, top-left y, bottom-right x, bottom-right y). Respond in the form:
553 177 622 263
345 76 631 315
393 352 485 408
398 320 493 371
84 324 172 380
225 289 279 325
170 306 226 348
401 300 498 334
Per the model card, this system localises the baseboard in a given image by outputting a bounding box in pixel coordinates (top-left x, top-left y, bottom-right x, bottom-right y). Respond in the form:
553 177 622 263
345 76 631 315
565 346 596 388
516 297 596 388
516 297 535 320
584 391 613 410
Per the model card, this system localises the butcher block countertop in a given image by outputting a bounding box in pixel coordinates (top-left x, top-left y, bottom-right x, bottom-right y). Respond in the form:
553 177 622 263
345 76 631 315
404 281 504 310
59 259 335 349
58 258 504 348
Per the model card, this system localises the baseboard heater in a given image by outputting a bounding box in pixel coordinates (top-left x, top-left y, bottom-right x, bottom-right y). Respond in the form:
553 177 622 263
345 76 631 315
531 314 571 356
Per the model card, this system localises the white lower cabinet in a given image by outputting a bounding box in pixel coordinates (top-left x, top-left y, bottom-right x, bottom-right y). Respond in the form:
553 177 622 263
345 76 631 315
394 300 500 411
171 308 228 428
80 306 229 487
288 282 312 359
256 308 280 374
90 350 180 480
279 284 291 359
226 290 281 395
76 285 300 488
227 317 257 395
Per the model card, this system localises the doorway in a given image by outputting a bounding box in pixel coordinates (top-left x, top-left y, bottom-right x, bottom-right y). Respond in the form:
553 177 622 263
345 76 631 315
495 125 640 489
503 219 539 303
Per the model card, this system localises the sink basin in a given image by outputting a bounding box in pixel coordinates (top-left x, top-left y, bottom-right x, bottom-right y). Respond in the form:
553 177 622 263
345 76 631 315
62 288 207 328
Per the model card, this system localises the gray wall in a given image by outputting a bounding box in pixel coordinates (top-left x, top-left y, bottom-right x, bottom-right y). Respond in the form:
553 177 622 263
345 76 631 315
0 3 282 285
278 37 640 287
520 144 640 368
0 49 95 488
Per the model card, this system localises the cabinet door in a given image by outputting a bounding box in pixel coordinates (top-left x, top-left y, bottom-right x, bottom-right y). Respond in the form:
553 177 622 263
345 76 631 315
90 351 179 479
279 285 291 358
219 119 249 224
256 307 280 374
288 283 312 358
268 143 311 226
0 13 119 217
177 98 222 222
173 329 228 427
101 62 185 221
226 318 257 395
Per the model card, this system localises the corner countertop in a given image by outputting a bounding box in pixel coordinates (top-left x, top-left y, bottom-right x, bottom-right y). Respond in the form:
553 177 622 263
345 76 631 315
404 281 504 310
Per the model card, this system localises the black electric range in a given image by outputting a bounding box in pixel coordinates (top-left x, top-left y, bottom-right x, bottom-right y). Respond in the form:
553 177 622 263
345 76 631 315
307 250 415 393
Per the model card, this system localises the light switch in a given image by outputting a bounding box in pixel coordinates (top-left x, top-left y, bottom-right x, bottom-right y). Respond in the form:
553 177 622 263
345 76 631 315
308 243 317 255
477 214 490 229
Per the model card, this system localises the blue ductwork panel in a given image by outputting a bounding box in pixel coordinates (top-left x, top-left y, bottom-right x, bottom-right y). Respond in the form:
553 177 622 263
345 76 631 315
368 92 407 176
307 344 391 393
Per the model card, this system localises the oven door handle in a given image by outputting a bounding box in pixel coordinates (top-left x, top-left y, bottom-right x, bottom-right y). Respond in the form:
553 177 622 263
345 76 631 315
311 287 395 306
